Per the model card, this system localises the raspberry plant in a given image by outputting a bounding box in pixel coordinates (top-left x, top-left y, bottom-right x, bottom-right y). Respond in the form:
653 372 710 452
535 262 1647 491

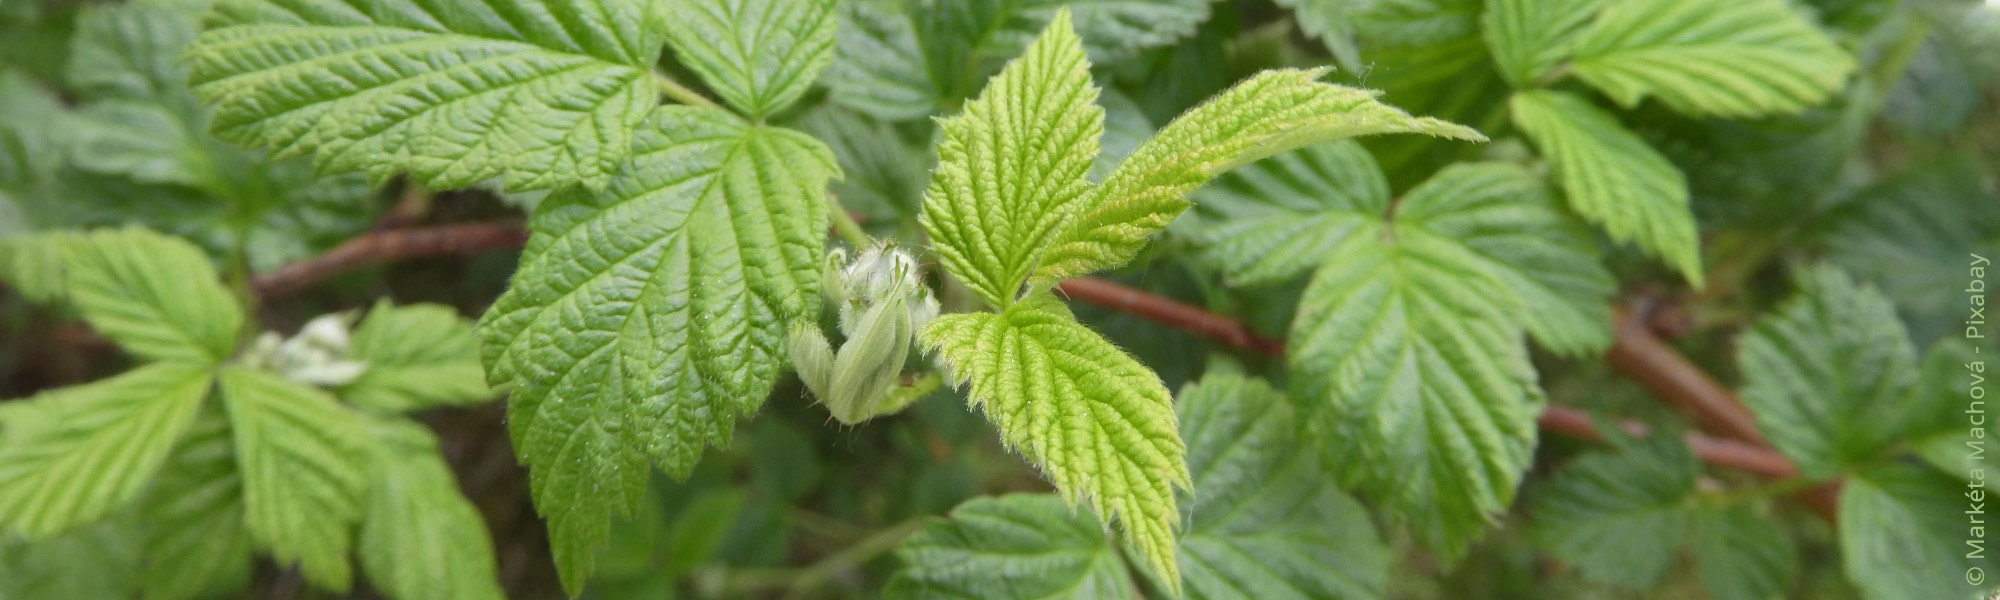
0 0 1995 598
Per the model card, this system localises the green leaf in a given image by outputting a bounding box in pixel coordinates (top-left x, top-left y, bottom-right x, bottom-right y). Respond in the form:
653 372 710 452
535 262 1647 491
186 0 670 191
1395 162 1614 356
140 408 255 600
0 232 71 304
67 101 209 188
479 105 835 595
918 9 1102 308
1737 266 1918 480
342 301 490 413
922 293 1188 594
358 418 504 600
0 363 211 538
0 519 142 600
1839 462 2000 600
1509 89 1702 284
1530 434 1698 589
1288 226 1539 560
62 227 243 365
1173 374 1389 600
1481 0 1599 86
1180 140 1385 287
66 0 205 109
1693 507 1797 600
1569 0 1856 117
664 0 836 118
821 0 935 121
1031 69 1485 284
795 105 927 232
886 494 1138 600
1274 0 1364 71
1821 158 2000 346
220 366 368 592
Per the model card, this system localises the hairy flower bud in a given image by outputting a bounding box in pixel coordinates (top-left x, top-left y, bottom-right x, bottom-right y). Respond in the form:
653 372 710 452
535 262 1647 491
790 243 938 424
242 312 368 386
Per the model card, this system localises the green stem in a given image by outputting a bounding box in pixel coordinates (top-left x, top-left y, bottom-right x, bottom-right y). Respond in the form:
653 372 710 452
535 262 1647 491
826 193 872 248
652 71 723 110
780 519 925 599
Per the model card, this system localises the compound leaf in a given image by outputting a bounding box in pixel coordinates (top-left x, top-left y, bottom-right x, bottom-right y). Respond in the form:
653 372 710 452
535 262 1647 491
886 494 1136 600
1737 266 1918 480
1289 228 1540 560
342 301 490 414
63 227 243 365
664 0 836 118
1570 0 1855 117
1509 89 1701 284
186 0 669 191
1530 434 1698 589
479 105 834 594
0 363 211 538
1174 374 1388 600
1032 69 1484 284
918 9 1102 309
221 366 368 592
922 294 1187 594
1395 162 1613 356
358 418 503 600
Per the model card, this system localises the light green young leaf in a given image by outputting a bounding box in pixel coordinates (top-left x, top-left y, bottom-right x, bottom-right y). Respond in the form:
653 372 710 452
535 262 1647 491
186 0 669 191
0 231 71 304
918 10 1102 308
1510 90 1702 284
1031 69 1484 284
479 105 834 594
63 227 243 365
359 418 503 600
140 409 256 600
0 363 211 538
1481 0 1599 87
220 366 368 592
1570 0 1856 117
922 293 1187 594
1173 374 1388 600
1693 507 1797 600
342 301 490 414
1840 462 2000 600
886 494 1136 599
1396 163 1613 356
1530 434 1698 589
665 0 836 118
1179 141 1385 286
1737 266 1918 480
1289 230 1539 560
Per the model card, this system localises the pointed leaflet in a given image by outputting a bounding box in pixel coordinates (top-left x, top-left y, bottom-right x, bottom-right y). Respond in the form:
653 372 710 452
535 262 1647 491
1481 0 1599 86
664 0 836 119
1570 0 1855 118
0 363 211 537
342 301 490 414
1288 227 1541 560
1737 266 1918 480
185 0 668 191
359 418 504 600
479 105 834 594
1822 158 2000 345
62 227 243 365
1840 462 2000 600
220 366 368 591
922 294 1187 593
1031 69 1485 284
918 10 1102 308
1529 434 1699 589
140 409 256 600
1173 374 1388 600
1510 90 1702 283
886 494 1137 599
